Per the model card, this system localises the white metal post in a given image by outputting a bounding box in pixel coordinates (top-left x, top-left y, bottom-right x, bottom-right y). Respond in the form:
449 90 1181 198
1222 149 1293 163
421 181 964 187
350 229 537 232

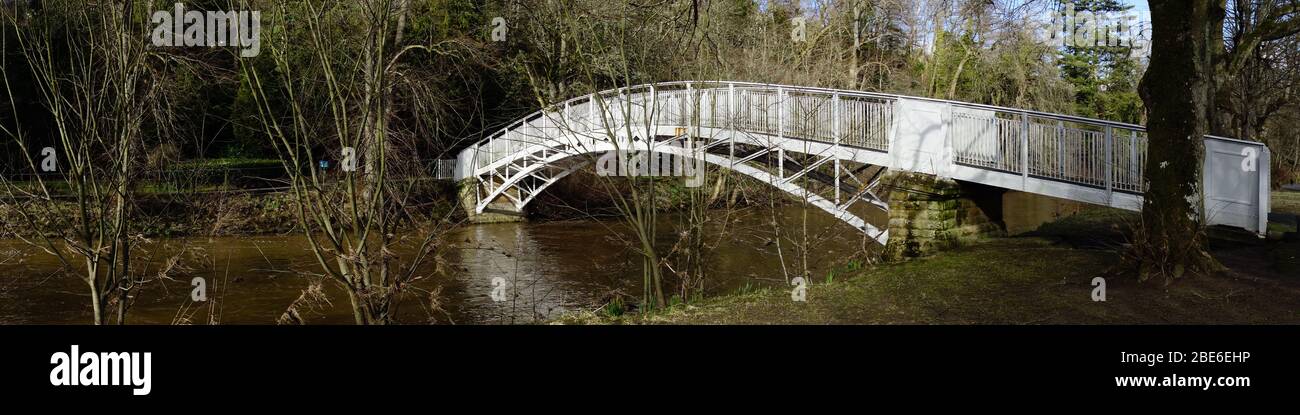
1020 113 1030 181
1258 145 1270 235
686 82 696 178
685 82 693 128
729 83 736 161
777 86 784 140
779 148 785 179
648 84 656 151
1130 130 1139 187
1104 126 1113 203
777 87 784 179
618 89 626 148
834 93 841 204
833 93 841 145
1056 120 1065 178
943 103 952 176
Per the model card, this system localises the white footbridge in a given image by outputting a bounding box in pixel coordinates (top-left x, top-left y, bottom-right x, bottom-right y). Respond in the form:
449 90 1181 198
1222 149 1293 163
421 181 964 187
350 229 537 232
453 81 1271 245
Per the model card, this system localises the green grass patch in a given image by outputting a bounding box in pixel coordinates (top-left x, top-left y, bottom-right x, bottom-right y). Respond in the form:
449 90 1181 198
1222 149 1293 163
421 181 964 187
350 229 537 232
557 237 1300 325
170 158 282 170
1274 191 1300 216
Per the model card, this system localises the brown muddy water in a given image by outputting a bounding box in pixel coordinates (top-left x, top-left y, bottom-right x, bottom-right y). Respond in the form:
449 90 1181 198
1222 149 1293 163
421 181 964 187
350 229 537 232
0 206 877 324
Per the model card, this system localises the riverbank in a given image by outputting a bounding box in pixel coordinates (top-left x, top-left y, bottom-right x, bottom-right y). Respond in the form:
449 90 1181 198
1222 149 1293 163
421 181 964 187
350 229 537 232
558 237 1300 324
0 182 461 238
557 193 1300 325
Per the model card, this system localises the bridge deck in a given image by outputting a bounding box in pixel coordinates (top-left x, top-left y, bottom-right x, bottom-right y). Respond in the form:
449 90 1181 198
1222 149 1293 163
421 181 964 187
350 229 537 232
455 81 1271 241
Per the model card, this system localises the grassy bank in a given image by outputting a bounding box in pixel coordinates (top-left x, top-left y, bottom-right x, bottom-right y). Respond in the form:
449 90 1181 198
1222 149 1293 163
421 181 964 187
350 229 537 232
559 237 1300 324
0 181 461 238
557 192 1300 325
1275 190 1300 216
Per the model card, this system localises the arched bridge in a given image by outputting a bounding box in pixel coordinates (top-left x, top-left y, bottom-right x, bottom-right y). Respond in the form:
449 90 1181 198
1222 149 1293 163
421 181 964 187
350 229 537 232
454 81 1272 245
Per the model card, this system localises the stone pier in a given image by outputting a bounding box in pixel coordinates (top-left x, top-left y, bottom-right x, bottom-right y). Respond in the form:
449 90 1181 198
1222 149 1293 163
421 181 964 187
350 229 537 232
457 179 527 224
883 172 1006 260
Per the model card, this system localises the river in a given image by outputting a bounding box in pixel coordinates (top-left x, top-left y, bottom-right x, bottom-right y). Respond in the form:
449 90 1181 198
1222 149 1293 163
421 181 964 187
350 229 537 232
0 206 874 324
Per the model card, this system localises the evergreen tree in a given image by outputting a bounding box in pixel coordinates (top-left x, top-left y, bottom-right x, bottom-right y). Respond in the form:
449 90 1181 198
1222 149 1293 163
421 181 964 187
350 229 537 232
1057 0 1143 123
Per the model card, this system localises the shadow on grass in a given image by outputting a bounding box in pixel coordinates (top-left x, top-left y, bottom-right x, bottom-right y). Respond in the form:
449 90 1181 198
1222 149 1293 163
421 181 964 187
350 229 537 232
558 206 1300 325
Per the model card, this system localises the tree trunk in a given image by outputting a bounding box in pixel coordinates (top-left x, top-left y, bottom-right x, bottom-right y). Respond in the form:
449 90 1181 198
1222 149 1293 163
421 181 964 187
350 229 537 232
88 277 104 326
1135 0 1223 281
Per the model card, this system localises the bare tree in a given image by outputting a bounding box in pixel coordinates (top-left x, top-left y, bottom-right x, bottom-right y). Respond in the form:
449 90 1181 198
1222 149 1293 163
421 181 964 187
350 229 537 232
1217 1 1300 143
0 1 160 324
242 0 461 324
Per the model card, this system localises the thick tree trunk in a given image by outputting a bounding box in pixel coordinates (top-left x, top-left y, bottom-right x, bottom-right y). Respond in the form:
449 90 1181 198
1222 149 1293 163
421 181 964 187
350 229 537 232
1135 0 1223 281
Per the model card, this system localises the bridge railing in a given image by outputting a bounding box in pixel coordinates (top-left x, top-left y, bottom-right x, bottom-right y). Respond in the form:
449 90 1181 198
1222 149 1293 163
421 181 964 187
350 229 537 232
460 80 1269 235
432 159 457 180
466 82 1144 185
466 82 911 177
948 105 1149 194
461 80 1236 202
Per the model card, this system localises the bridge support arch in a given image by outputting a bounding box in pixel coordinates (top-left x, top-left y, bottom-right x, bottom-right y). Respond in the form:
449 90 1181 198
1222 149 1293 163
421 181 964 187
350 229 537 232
460 138 891 246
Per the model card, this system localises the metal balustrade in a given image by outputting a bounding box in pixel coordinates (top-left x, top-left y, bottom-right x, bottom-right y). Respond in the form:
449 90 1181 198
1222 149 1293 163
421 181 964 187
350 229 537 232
456 81 1271 239
432 159 457 180
948 110 1147 193
466 81 1150 192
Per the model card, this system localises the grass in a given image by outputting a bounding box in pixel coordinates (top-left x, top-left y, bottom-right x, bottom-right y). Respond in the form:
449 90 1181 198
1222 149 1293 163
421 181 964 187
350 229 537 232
557 202 1300 325
6 180 235 196
1274 190 1300 216
559 238 1300 324
170 158 282 170
2 158 284 196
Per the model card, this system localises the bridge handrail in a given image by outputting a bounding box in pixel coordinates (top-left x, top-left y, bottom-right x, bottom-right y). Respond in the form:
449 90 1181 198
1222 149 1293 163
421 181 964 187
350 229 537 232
655 81 1152 131
468 81 1148 149
471 81 1273 148
467 81 1269 179
462 80 1271 236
